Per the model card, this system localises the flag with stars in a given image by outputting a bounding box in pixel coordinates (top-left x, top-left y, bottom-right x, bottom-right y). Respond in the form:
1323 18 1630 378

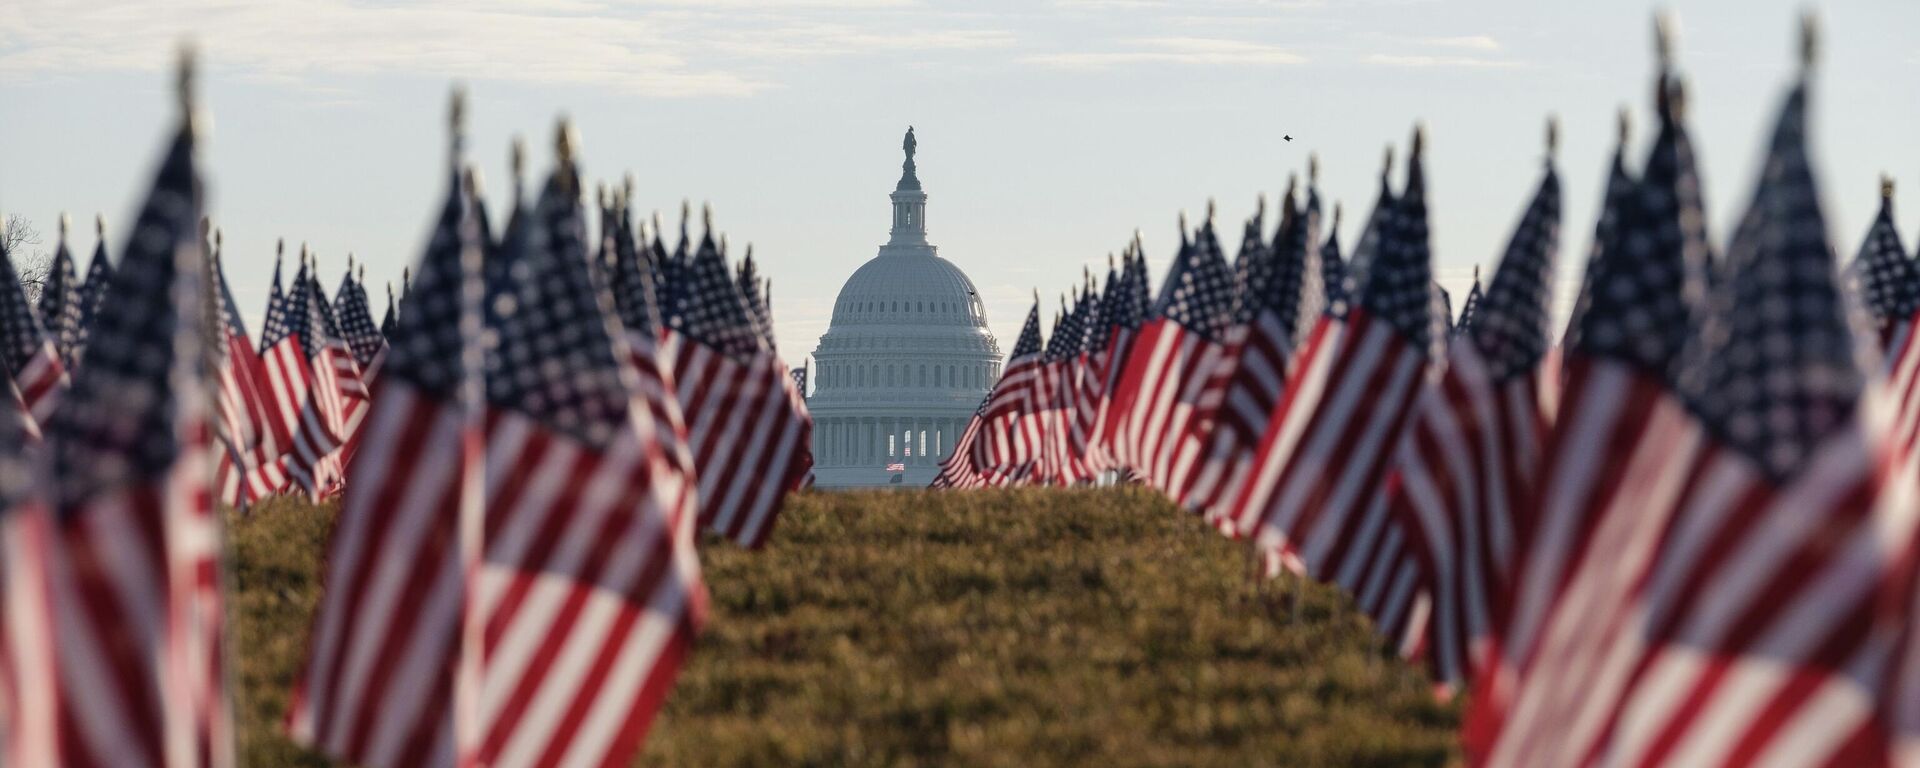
0 232 67 425
972 299 1047 484
1185 186 1310 521
1453 270 1484 334
1103 213 1237 500
287 112 485 767
335 267 389 374
1085 245 1153 476
70 224 114 362
36 225 82 368
210 250 291 507
1844 180 1920 350
264 260 351 500
666 218 813 548
606 191 699 548
1482 55 1917 768
259 244 290 351
1224 126 1437 591
1386 141 1560 693
1470 51 1716 751
1037 289 1092 485
471 133 704 767
43 108 233 768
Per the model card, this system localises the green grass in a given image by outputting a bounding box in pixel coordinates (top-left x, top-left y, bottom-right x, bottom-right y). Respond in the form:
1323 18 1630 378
229 488 1459 766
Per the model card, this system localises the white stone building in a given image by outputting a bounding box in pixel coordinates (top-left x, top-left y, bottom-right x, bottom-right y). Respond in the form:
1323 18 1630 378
806 128 1000 488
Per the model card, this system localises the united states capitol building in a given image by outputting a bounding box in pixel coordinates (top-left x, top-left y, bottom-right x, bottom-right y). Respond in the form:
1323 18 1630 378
806 128 1001 488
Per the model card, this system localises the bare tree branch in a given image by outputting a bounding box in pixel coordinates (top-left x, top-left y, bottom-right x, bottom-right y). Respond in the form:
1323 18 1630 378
5 213 50 306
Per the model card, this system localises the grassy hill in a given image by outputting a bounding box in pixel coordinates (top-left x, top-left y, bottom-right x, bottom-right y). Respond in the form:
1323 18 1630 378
229 488 1458 766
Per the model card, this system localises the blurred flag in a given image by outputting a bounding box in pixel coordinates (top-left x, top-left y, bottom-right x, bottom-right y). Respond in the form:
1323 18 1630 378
1481 32 1918 766
36 217 82 368
886 462 906 472
0 223 67 425
288 94 484 767
1470 42 1713 750
43 81 233 765
976 299 1046 484
1844 178 1919 350
1389 127 1560 691
0 363 57 767
665 212 813 548
470 124 704 767
70 219 114 363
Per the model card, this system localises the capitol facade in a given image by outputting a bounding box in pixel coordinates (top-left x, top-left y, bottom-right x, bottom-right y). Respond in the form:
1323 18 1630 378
807 128 1001 488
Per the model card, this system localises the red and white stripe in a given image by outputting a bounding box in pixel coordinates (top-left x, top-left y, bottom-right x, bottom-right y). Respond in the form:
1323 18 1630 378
48 423 233 767
268 337 353 500
1101 317 1231 500
977 352 1046 486
1384 340 1549 691
468 404 705 768
1185 308 1294 523
0 500 59 767
1225 310 1431 584
287 381 479 767
1082 324 1142 477
1477 393 1914 767
668 330 812 548
13 341 66 426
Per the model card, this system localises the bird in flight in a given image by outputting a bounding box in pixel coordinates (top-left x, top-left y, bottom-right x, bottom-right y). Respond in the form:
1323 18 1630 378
1283 135 1293 142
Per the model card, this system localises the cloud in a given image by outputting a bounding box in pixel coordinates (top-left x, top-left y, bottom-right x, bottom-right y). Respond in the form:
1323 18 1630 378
1026 37 1305 69
1363 54 1523 69
1416 34 1500 51
0 0 1012 96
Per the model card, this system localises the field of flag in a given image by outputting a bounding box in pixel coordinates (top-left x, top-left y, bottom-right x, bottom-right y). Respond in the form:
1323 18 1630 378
6 10 1920 768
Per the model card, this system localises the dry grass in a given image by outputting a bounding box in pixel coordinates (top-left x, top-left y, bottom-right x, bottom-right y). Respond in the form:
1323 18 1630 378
228 488 1458 767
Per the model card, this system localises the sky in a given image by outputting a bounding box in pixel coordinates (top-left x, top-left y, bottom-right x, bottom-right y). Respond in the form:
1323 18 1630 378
4 0 1920 367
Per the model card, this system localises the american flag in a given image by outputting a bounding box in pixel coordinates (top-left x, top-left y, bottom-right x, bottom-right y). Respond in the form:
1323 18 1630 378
1467 53 1713 752
975 299 1047 484
1066 265 1110 476
1321 205 1350 318
335 264 390 374
1037 290 1091 485
1452 268 1484 335
0 363 57 767
471 125 704 767
665 213 813 548
607 186 699 539
1340 147 1398 301
0 225 67 425
1187 177 1325 520
43 102 233 766
287 104 484 766
37 219 83 368
886 462 906 472
790 362 808 400
69 220 115 364
309 267 372 404
267 257 350 499
1480 47 1919 766
1085 244 1153 477
379 284 399 340
1843 178 1918 350
1387 133 1560 692
931 398 992 489
1224 127 1437 592
210 246 291 507
1103 213 1236 499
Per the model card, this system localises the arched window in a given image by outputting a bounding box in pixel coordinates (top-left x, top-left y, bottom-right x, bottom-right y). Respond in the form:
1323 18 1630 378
948 364 957 387
919 365 927 387
886 366 895 387
892 301 899 312
857 367 865 387
933 366 942 387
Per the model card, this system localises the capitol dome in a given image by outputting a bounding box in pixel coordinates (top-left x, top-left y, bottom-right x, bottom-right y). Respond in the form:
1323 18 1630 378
808 128 1001 488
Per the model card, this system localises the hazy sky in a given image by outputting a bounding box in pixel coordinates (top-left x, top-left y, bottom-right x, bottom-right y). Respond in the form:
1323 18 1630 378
4 0 1919 365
